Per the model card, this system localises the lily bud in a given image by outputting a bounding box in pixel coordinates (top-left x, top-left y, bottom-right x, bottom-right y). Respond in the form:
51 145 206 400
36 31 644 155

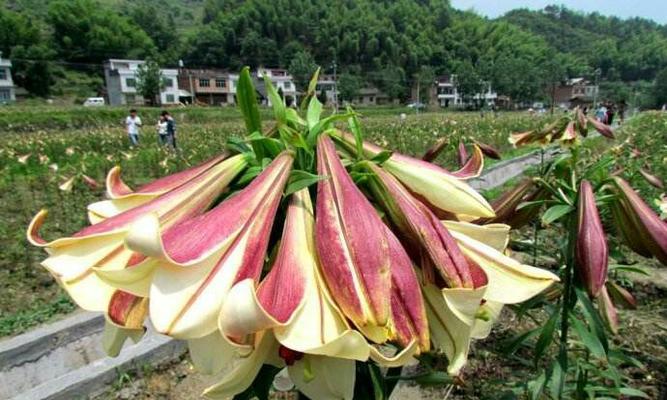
474 141 501 160
576 107 588 137
597 286 619 334
575 180 608 298
605 281 637 310
612 177 667 265
422 137 448 162
587 117 614 139
457 141 468 167
639 168 664 189
475 178 544 229
315 135 391 340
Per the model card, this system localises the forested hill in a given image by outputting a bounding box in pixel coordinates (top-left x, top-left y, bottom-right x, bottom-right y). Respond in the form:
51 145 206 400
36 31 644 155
2 0 667 105
502 5 667 82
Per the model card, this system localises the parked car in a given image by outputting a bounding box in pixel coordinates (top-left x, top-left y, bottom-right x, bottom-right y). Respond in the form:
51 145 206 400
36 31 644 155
83 97 105 107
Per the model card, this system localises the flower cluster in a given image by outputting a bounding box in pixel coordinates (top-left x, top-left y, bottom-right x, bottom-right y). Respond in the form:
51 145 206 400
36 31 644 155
28 71 560 400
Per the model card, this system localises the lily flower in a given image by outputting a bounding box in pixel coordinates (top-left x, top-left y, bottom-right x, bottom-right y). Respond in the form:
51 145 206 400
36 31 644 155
587 116 614 138
473 140 501 160
363 161 474 288
89 154 228 223
639 167 664 189
121 152 293 339
26 154 248 313
611 177 667 265
475 178 546 229
315 135 391 342
457 140 469 167
597 286 619 334
606 281 637 310
422 137 448 162
333 131 494 217
575 180 608 298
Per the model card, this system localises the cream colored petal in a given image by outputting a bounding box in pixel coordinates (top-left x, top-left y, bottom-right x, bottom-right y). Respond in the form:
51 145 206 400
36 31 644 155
93 258 157 297
423 284 485 375
188 331 236 374
42 233 126 280
101 321 144 357
289 355 355 400
369 340 418 367
450 230 559 304
471 301 504 340
203 332 278 400
61 273 117 312
442 221 510 252
87 195 157 224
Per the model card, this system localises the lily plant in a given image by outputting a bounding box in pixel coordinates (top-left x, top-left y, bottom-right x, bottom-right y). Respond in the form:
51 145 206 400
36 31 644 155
28 68 560 399
486 110 667 399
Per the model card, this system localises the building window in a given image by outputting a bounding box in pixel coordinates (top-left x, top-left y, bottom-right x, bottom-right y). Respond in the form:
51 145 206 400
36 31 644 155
125 94 136 104
126 78 136 88
0 69 7 80
284 82 292 90
199 78 210 87
215 78 226 88
0 89 10 101
369 97 375 102
163 78 173 88
166 94 175 103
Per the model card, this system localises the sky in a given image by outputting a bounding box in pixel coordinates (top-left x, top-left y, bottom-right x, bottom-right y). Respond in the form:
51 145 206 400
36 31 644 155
450 0 667 24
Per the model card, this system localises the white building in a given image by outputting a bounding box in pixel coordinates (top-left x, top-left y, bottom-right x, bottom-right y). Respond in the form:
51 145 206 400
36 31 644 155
104 59 180 106
256 67 297 106
315 74 338 105
436 75 497 108
0 54 16 103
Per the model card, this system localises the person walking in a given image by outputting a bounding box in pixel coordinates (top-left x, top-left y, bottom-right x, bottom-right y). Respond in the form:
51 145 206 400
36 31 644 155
161 111 177 149
606 104 615 126
125 109 142 146
157 114 169 146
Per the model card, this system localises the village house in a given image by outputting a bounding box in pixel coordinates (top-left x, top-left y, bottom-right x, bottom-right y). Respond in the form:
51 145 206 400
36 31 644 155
178 68 236 106
552 77 599 109
104 59 180 106
315 74 338 105
256 67 297 106
435 75 498 108
354 86 390 106
0 53 16 103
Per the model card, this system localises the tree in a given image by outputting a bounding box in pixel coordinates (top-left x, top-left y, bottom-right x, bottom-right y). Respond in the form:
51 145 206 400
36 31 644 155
127 1 180 63
454 61 483 108
416 66 436 104
653 67 667 107
338 73 361 102
136 59 163 106
11 44 56 97
288 50 318 92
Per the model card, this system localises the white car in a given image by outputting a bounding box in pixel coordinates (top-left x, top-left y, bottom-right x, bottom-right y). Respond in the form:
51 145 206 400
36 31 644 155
83 97 105 107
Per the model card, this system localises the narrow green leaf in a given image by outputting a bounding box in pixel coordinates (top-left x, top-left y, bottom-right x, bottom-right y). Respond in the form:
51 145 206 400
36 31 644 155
618 387 650 398
414 371 454 386
237 67 262 135
367 363 386 400
575 287 609 352
300 67 321 111
534 305 560 363
264 75 286 126
307 96 323 129
307 114 353 146
226 136 251 154
232 364 279 400
284 170 327 196
370 150 393 165
347 108 364 159
527 370 547 400
499 328 541 355
541 204 574 226
570 315 606 359
286 108 306 127
547 360 563 400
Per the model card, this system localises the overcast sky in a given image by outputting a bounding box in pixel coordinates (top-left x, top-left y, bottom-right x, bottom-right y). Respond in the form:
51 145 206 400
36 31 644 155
450 0 667 24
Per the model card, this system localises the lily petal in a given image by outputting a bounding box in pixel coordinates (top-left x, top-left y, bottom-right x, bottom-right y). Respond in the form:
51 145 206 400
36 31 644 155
442 221 510 252
315 135 391 341
288 355 355 400
188 331 236 374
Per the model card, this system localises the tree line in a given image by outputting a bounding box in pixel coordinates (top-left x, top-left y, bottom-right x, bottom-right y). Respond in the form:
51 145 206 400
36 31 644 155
2 0 667 106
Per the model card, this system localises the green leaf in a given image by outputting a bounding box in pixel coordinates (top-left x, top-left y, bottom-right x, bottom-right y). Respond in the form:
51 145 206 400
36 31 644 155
368 364 386 400
608 264 650 276
264 75 287 126
541 204 574 226
307 96 323 129
236 166 263 186
237 67 262 136
370 150 393 165
285 170 327 196
534 305 560 363
618 387 650 398
575 287 609 352
226 136 251 154
527 370 547 400
516 199 549 211
570 315 606 359
246 133 285 158
300 67 321 111
286 108 306 127
347 108 364 159
499 328 541 355
232 364 280 400
307 114 353 146
547 360 563 400
414 371 454 386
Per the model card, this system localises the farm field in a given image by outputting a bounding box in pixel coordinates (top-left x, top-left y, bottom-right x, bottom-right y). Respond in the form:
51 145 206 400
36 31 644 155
0 108 551 336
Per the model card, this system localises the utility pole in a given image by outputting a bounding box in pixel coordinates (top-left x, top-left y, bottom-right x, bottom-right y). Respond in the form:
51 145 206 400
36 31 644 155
415 74 420 115
592 68 601 109
332 60 338 113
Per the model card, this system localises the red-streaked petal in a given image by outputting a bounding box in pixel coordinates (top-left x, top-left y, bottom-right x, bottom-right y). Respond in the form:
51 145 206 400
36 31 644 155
315 135 391 336
451 144 484 179
575 180 608 298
